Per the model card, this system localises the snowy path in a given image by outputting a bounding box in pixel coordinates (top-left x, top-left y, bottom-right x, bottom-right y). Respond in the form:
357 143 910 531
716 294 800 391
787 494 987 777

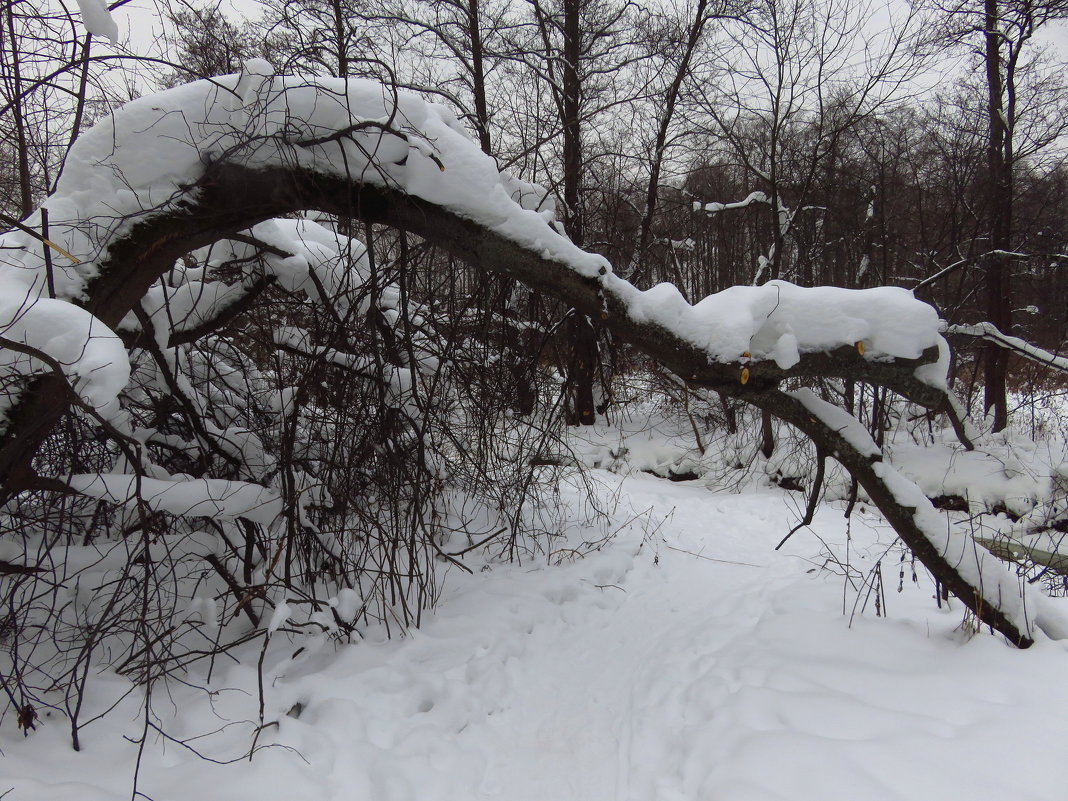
6 473 1068 801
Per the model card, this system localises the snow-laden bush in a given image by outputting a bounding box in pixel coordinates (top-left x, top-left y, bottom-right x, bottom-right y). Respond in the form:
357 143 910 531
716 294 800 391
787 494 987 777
0 217 569 737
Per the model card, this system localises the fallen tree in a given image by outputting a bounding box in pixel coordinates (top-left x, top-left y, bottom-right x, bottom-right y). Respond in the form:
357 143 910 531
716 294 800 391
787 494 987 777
0 63 1045 647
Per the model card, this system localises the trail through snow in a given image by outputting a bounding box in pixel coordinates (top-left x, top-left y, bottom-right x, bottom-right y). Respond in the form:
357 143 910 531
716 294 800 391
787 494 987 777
5 473 1068 801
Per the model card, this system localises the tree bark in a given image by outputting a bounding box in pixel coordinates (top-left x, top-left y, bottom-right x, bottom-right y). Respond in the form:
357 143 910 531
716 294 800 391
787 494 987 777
983 0 1011 432
560 0 597 425
4 3 35 218
467 0 492 156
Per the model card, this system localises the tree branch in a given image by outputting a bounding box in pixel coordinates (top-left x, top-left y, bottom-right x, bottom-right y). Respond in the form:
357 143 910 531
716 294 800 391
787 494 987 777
0 159 1033 646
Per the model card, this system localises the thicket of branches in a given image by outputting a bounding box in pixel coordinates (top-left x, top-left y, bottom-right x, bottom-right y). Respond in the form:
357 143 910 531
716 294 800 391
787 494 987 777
0 201 579 739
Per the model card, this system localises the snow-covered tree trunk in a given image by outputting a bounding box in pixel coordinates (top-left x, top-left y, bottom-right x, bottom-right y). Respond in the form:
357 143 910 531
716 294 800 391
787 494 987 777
0 71 1045 645
747 388 1032 646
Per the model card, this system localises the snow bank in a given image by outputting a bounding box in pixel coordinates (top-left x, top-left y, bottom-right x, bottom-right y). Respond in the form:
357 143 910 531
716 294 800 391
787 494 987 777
891 440 1056 518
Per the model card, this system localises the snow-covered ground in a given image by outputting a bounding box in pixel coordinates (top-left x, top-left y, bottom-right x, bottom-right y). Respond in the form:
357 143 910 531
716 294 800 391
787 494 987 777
5 465 1068 801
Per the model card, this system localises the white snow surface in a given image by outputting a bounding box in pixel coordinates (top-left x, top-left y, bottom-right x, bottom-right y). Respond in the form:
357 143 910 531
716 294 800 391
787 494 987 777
4 473 1068 801
890 438 1062 519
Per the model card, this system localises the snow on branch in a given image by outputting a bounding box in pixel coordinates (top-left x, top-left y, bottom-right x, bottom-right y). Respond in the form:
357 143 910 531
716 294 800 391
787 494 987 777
943 320 1068 374
0 65 1041 645
0 64 949 419
66 473 282 524
750 388 1036 647
692 191 771 214
0 274 129 418
75 0 118 44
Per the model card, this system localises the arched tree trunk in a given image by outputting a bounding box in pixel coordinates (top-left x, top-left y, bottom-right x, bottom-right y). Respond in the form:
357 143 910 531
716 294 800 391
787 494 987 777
0 160 1038 646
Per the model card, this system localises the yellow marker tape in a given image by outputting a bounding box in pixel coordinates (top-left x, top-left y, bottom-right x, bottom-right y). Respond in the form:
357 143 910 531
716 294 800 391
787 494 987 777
45 238 80 264
0 213 81 264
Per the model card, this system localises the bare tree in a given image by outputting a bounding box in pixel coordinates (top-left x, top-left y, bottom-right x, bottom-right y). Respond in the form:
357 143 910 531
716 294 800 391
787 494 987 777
625 0 741 285
259 0 391 78
931 0 1068 430
690 0 933 283
501 0 652 423
160 1 262 87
